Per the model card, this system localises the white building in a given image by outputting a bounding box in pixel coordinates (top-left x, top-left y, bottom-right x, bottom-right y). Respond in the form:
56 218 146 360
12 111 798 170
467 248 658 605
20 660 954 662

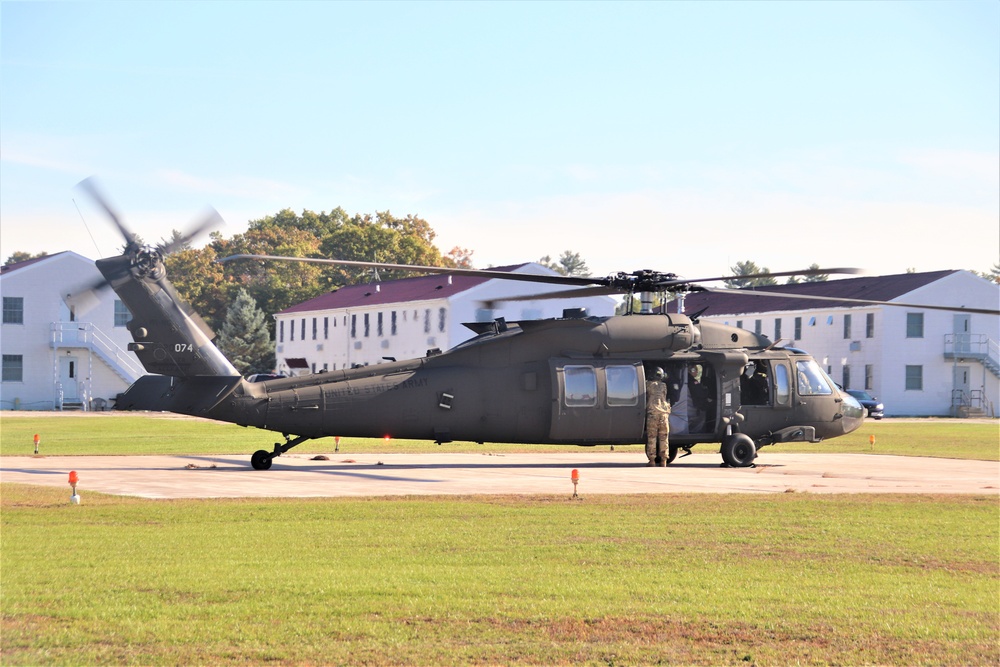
274 263 617 374
673 270 1000 417
1 252 143 410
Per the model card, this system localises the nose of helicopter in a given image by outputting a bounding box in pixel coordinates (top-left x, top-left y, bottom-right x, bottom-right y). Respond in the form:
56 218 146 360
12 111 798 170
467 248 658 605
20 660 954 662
839 391 865 435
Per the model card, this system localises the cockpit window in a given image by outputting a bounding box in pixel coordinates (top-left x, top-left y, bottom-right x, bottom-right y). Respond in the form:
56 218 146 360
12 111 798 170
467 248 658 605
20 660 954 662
796 359 833 395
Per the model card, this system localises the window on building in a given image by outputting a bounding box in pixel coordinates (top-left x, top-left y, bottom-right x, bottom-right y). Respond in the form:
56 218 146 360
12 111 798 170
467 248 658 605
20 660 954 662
364 313 370 338
794 317 802 340
774 318 782 341
312 318 317 340
865 364 874 391
279 320 284 343
905 365 923 390
113 300 131 327
754 319 762 335
2 354 23 382
424 309 431 334
377 312 383 337
290 319 295 341
2 296 23 325
300 319 305 341
843 314 851 339
391 311 397 335
865 313 875 339
351 314 357 339
735 320 743 330
324 317 329 339
438 307 446 333
842 365 851 390
906 313 924 338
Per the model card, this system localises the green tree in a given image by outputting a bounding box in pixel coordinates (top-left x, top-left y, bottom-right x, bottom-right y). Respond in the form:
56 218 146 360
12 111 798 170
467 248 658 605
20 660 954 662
786 263 829 284
724 260 778 288
216 288 274 376
3 251 48 266
537 250 590 276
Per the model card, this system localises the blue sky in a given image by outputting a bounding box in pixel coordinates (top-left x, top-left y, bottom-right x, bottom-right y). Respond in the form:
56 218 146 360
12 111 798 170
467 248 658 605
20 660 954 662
2 1 997 281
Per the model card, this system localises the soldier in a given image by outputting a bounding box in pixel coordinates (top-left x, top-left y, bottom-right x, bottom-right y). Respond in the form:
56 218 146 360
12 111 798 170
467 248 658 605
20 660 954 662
645 367 671 466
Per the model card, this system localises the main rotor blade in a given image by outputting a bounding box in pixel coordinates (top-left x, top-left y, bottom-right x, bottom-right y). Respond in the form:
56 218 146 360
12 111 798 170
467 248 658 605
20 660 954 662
481 285 628 304
159 208 224 255
659 267 864 287
702 286 1000 315
76 177 137 247
217 254 604 287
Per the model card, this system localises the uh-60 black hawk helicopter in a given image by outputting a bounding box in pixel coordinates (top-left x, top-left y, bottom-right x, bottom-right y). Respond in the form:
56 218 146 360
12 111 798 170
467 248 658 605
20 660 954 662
77 180 999 470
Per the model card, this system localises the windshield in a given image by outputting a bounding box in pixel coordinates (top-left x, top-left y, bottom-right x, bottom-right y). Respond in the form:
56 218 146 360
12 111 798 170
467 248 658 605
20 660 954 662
847 390 873 400
795 359 834 395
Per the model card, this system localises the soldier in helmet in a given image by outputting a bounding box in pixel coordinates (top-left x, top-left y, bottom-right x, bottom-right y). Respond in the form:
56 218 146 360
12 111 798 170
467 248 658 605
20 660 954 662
645 366 671 466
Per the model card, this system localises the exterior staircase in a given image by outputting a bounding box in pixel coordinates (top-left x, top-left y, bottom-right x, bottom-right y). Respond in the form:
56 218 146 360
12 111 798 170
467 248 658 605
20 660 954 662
50 322 144 410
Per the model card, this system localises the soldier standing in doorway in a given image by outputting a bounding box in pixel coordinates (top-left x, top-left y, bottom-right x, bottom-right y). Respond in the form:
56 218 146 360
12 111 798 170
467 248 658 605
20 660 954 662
645 367 671 467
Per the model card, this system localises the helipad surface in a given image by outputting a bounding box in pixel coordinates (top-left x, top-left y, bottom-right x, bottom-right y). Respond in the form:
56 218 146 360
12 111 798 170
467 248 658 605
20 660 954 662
1 452 996 499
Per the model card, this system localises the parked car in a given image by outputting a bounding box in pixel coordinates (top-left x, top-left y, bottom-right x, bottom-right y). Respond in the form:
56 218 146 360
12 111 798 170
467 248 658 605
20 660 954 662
846 390 884 419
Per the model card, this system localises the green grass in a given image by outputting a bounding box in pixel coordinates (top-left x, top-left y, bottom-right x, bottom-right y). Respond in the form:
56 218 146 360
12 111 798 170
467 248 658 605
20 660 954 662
2 485 997 666
1 413 998 460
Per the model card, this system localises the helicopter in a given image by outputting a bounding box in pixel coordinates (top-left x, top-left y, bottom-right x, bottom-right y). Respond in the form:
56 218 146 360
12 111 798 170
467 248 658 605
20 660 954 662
75 180 1000 470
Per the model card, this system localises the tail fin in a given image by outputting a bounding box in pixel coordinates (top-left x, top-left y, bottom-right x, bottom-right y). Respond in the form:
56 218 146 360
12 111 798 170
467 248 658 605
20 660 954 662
98 251 238 378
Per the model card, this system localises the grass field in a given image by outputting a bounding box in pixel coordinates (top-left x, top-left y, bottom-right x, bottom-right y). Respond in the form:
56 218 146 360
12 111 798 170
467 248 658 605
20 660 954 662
2 414 998 665
1 413 998 460
2 486 997 666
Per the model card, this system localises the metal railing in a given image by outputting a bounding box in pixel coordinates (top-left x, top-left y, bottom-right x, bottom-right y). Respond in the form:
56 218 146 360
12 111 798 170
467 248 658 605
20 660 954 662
50 322 144 382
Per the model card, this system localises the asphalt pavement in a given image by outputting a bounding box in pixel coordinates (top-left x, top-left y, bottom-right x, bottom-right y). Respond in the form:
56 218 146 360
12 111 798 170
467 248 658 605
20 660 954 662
2 451 997 499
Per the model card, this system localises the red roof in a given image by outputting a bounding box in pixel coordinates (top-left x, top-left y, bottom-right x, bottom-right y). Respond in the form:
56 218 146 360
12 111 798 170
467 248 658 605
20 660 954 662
669 270 959 316
277 264 530 314
0 251 66 275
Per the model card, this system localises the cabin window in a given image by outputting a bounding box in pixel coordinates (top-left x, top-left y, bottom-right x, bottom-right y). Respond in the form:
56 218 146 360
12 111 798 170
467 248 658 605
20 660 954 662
774 363 790 406
2 354 23 382
2 297 23 325
606 365 639 407
796 359 833 396
564 365 597 407
906 313 924 338
741 361 771 405
113 300 130 327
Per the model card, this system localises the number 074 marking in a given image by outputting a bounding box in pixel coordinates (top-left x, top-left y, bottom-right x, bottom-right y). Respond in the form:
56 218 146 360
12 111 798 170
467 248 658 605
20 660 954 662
174 343 193 352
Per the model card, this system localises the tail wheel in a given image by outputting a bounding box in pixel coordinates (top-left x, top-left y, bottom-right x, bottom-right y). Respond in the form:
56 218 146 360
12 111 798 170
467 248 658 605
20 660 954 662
251 450 273 470
721 434 757 468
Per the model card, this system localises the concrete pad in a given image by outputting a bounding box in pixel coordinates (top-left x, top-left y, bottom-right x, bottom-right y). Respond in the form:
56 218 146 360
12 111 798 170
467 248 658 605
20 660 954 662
2 452 997 499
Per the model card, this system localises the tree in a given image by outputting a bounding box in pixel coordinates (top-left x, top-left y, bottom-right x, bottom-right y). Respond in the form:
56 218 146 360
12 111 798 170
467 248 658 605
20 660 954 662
724 260 778 288
537 250 590 276
3 251 47 266
972 262 1000 284
215 288 274 376
786 263 829 284
443 246 475 269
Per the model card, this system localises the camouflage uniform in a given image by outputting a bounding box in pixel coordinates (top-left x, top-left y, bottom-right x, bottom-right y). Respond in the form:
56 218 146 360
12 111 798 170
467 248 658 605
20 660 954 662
645 378 671 465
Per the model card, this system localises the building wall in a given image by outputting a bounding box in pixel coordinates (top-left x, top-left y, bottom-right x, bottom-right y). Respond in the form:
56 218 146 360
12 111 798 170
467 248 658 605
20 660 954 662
704 272 999 417
1 253 141 410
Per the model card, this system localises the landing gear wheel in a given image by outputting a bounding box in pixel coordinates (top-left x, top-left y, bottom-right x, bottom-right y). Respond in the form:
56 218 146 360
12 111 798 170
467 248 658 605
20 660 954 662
665 445 679 465
721 434 757 468
251 450 273 470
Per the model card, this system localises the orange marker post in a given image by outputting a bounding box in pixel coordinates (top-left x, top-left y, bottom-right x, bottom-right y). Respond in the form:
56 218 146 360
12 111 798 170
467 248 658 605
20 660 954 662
68 470 80 504
33 434 40 455
869 434 875 450
571 469 580 498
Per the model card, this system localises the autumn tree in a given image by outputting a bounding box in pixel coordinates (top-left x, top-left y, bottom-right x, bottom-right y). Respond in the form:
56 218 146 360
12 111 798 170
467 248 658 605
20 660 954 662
3 251 48 266
538 250 590 276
